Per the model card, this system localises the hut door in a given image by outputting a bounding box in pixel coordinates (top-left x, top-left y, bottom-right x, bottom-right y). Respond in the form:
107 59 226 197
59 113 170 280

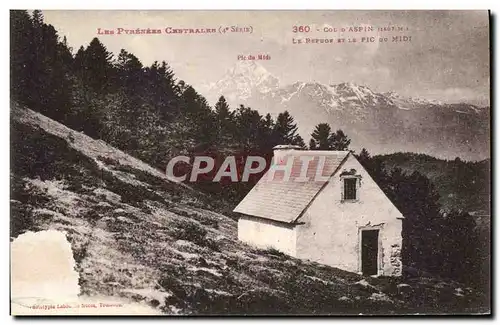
361 230 379 276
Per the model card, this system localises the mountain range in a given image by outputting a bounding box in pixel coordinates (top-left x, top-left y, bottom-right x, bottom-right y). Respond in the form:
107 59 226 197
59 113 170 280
203 61 490 161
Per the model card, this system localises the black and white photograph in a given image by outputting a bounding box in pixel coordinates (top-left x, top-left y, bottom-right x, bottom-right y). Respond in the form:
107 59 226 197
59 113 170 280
9 9 491 315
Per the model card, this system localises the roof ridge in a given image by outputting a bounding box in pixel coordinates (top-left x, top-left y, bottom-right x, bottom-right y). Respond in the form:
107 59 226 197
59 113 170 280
291 152 351 223
287 150 350 156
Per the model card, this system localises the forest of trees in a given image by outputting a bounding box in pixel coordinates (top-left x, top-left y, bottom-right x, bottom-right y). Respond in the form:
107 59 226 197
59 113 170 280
356 149 489 290
10 10 488 291
10 10 313 202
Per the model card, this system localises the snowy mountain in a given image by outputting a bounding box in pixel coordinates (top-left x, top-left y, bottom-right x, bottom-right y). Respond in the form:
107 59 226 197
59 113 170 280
205 60 279 104
202 62 489 161
269 82 396 115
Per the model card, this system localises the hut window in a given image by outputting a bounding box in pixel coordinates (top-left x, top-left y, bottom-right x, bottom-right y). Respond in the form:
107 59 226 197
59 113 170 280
343 178 357 201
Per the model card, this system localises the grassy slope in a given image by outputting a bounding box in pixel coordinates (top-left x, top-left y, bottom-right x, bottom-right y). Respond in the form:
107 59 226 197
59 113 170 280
10 104 489 315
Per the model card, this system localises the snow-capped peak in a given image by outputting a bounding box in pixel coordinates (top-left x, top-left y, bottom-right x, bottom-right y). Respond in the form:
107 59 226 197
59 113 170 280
228 60 269 79
205 61 279 104
272 81 393 116
384 91 444 108
332 82 378 102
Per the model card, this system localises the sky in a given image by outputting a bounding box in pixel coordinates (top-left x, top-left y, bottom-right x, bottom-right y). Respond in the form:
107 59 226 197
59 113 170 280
42 10 490 106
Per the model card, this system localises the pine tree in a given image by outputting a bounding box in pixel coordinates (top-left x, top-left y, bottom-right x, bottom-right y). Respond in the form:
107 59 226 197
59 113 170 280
254 113 276 152
273 111 299 145
31 9 43 28
78 38 114 93
10 10 34 102
180 86 216 148
10 10 73 120
214 96 232 121
30 10 44 52
74 45 85 68
330 129 351 150
115 49 143 95
58 36 73 66
234 105 264 150
70 38 115 136
357 148 371 166
144 60 178 121
310 123 333 150
263 113 274 130
214 96 234 145
393 170 442 272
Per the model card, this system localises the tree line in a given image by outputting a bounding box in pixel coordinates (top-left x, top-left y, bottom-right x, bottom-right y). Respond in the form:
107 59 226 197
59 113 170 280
10 10 487 291
10 10 351 198
356 149 488 291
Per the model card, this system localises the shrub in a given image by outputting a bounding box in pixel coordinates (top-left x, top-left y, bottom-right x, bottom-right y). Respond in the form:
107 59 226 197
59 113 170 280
159 275 188 309
170 220 220 251
97 155 120 166
198 216 219 229
263 247 287 258
171 220 207 243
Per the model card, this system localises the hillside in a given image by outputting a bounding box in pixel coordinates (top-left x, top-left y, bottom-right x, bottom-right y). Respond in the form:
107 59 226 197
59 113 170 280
372 152 490 215
10 103 489 315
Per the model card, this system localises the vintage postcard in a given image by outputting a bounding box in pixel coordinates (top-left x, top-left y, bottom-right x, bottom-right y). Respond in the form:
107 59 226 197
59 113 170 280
10 10 490 315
